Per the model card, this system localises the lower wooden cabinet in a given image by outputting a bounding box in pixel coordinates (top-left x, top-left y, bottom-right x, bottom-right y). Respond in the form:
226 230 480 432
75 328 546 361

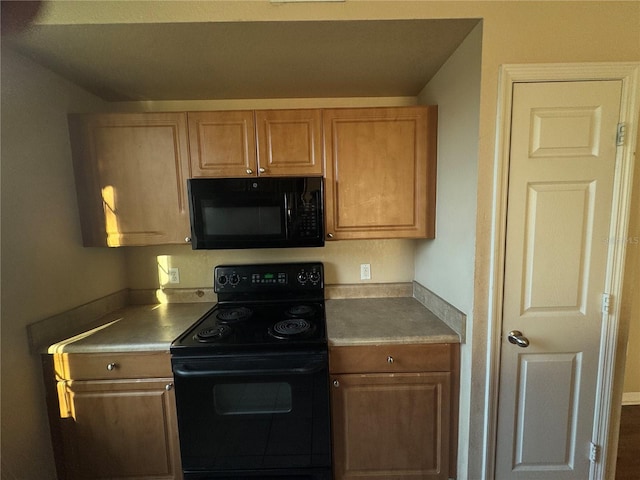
329 344 459 480
45 353 182 480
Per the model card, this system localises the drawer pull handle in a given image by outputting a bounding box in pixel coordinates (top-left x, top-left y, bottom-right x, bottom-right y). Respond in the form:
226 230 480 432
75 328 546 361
165 383 174 391
387 356 394 364
106 362 117 371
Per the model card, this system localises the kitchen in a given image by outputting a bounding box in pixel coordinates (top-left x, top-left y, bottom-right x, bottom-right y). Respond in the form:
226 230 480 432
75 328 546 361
1 2 639 480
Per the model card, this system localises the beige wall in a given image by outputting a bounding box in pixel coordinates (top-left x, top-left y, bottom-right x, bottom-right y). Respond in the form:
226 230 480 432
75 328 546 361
415 23 481 318
414 23 482 475
124 240 416 289
1 2 638 480
0 48 128 479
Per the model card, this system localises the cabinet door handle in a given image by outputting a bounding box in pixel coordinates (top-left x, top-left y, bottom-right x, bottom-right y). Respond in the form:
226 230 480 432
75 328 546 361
246 168 254 175
327 233 334 239
106 362 117 371
185 236 191 243
259 167 266 174
165 383 174 391
387 356 394 364
333 380 340 388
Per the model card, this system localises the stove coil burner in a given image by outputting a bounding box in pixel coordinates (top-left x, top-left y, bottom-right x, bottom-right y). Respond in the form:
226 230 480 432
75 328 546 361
286 304 316 318
216 306 253 323
269 318 315 340
194 324 232 342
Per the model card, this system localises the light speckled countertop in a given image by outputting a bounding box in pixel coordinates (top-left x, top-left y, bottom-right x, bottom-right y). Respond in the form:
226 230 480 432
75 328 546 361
46 296 459 354
47 303 214 354
326 297 459 346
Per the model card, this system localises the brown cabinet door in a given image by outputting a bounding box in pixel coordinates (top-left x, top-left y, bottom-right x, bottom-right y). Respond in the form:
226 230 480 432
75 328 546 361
69 113 191 247
62 378 182 480
187 110 257 178
331 372 450 480
323 106 437 240
255 109 323 176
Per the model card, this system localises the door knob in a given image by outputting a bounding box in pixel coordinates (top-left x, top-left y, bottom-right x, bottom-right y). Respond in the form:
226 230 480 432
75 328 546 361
507 330 530 348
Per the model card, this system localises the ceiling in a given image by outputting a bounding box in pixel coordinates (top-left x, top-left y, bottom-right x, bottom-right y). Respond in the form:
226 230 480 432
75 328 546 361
3 18 479 102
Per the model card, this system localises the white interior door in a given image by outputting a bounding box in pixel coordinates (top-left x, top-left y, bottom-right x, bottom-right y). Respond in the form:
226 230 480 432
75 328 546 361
495 80 623 480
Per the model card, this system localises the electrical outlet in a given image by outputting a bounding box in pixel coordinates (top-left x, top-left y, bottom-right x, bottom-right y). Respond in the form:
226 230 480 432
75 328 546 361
360 263 371 280
168 267 180 284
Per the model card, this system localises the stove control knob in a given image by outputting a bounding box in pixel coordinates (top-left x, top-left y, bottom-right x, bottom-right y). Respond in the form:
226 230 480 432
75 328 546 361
308 271 320 284
297 271 308 284
229 274 240 285
218 275 228 286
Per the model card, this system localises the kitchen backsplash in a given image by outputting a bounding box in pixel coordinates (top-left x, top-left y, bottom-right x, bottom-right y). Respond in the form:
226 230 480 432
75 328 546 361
123 239 417 289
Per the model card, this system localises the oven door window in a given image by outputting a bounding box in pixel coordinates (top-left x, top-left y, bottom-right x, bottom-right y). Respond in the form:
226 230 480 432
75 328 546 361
214 382 292 415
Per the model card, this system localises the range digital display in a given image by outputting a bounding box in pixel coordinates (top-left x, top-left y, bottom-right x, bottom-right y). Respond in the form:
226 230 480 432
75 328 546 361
251 272 287 285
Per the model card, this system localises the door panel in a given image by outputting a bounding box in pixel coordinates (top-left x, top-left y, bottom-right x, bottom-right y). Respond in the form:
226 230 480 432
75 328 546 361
331 372 450 480
65 378 181 479
495 80 622 480
255 109 323 176
522 181 595 314
187 111 257 177
513 353 582 470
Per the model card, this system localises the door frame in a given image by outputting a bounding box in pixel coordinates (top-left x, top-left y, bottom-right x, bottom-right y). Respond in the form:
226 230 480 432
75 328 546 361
485 63 640 480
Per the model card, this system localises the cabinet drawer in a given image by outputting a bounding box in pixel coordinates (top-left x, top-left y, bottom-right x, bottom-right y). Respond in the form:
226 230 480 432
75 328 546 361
54 352 172 380
329 343 454 374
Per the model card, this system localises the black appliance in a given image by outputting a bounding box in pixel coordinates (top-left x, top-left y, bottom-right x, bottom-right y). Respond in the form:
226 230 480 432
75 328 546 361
187 177 324 250
171 262 331 480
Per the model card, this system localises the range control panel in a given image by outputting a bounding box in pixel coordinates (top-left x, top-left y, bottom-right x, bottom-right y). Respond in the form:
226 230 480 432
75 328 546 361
214 262 324 293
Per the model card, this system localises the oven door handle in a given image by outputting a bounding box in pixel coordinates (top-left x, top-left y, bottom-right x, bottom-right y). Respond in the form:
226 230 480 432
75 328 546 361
172 357 326 378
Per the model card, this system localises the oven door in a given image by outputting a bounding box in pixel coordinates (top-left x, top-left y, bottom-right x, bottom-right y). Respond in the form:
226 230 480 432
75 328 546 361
172 351 331 479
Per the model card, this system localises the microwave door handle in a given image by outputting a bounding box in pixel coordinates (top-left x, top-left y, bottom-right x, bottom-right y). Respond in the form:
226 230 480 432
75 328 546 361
284 193 292 231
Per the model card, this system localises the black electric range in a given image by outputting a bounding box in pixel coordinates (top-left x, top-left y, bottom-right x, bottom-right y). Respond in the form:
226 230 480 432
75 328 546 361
170 262 331 480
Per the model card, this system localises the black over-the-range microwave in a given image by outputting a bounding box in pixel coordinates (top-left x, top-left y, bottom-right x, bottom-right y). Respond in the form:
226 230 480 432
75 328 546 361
187 177 324 249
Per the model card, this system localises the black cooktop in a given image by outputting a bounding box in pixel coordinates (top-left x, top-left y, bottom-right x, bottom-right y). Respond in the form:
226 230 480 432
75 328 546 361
171 301 326 354
171 262 327 356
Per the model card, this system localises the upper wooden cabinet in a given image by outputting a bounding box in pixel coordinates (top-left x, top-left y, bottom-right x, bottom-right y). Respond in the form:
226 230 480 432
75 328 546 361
187 109 323 177
68 113 191 247
187 110 256 177
323 106 437 240
68 106 436 247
